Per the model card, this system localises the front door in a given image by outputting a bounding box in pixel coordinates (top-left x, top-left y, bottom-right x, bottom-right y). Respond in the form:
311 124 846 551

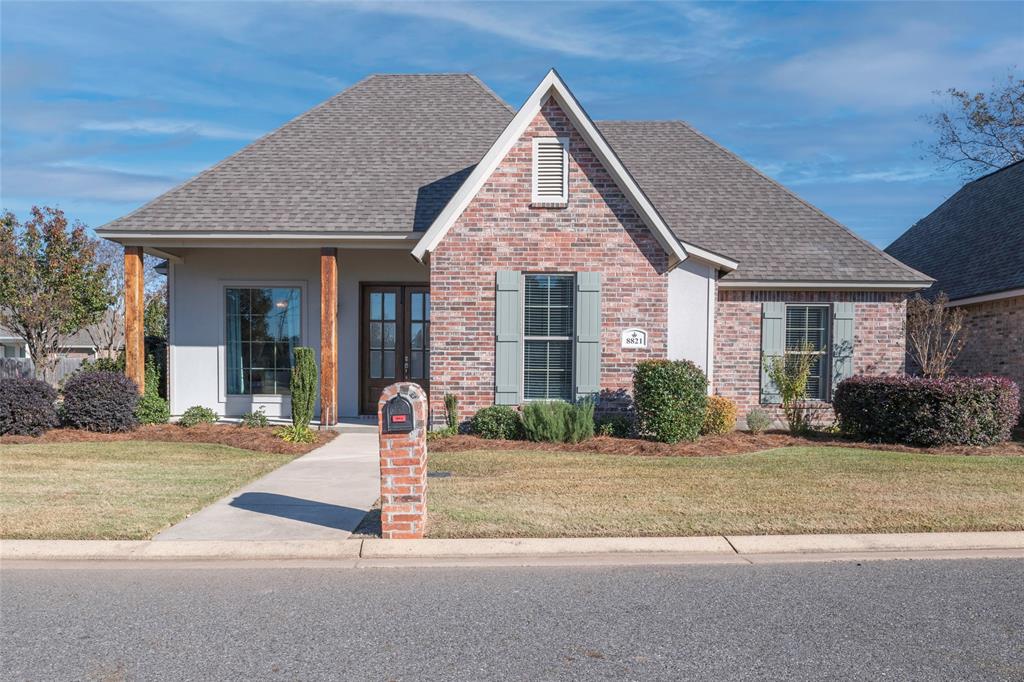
360 284 430 414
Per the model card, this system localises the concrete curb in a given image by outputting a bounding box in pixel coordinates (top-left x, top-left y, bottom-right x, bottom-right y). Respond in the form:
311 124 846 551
2 531 1022 563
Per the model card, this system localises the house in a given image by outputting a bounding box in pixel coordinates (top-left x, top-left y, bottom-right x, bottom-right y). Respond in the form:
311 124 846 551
0 317 122 383
96 70 931 426
886 160 1023 401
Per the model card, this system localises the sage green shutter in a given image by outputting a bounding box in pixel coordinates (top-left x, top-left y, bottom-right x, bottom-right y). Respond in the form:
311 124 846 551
494 271 522 404
760 302 784 404
574 272 602 400
831 302 855 395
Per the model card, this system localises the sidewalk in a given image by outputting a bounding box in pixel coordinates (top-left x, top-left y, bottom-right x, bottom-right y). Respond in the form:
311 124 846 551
153 431 379 541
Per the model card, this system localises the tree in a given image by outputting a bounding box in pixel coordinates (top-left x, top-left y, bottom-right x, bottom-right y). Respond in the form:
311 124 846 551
88 240 165 354
0 207 113 382
144 283 168 338
906 293 969 379
764 342 822 434
923 71 1024 179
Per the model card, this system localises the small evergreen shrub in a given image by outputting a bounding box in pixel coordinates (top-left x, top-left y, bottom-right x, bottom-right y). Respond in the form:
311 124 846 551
178 405 218 428
61 371 139 432
745 408 772 434
701 396 737 436
522 400 595 443
240 407 269 428
595 414 633 438
75 353 125 376
289 347 317 433
833 375 1020 446
470 405 522 440
444 393 459 431
134 355 169 425
567 399 595 443
0 377 58 436
276 423 317 443
633 360 708 443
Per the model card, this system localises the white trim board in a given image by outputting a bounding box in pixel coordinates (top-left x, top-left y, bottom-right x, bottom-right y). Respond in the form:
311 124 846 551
410 69 737 273
717 280 930 291
947 288 1024 307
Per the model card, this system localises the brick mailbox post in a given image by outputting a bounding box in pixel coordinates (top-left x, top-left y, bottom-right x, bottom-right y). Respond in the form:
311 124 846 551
377 382 429 539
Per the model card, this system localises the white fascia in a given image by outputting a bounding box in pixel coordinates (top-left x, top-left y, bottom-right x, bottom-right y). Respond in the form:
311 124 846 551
717 279 931 291
946 287 1024 306
410 69 737 273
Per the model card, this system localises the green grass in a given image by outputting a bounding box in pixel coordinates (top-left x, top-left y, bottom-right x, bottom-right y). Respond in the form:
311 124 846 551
0 441 293 540
427 446 1024 538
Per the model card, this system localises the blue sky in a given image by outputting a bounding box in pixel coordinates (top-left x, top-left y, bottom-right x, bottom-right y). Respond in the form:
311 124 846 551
2 1 1020 248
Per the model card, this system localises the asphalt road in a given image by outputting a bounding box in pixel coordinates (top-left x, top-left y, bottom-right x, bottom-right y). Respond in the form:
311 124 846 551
2 559 1022 681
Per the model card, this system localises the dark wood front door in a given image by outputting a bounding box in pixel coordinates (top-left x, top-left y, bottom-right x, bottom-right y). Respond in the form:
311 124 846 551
360 284 430 414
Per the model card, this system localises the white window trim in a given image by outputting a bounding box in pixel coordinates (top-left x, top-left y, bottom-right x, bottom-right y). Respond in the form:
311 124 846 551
531 136 569 205
521 272 576 402
784 303 831 402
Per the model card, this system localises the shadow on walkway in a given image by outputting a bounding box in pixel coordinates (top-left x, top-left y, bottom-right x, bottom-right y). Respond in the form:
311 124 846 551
229 492 368 532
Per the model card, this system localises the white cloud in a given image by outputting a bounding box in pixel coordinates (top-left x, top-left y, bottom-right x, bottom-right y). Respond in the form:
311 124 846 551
80 118 260 141
2 162 180 204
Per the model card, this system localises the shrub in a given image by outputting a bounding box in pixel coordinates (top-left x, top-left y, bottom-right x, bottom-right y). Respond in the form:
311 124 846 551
595 414 633 438
240 407 269 428
61 371 139 432
134 355 169 425
701 396 737 436
520 400 595 443
75 353 125 376
0 377 58 436
178 405 218 428
276 423 317 443
470 405 522 440
833 375 1020 446
633 360 708 443
745 408 772 435
290 347 317 430
444 393 459 431
764 342 822 434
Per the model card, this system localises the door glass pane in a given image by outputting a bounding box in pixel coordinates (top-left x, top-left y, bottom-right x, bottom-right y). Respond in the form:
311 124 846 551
383 322 396 349
370 322 382 349
383 293 396 321
410 351 423 379
370 350 382 379
410 322 423 350
411 293 423 321
370 293 382 321
383 350 396 378
424 293 430 321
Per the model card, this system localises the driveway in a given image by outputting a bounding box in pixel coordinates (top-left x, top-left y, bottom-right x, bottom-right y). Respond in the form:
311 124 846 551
154 430 379 541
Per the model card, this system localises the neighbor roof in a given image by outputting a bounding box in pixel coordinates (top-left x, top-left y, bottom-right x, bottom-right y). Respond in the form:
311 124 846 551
885 160 1024 301
99 73 930 285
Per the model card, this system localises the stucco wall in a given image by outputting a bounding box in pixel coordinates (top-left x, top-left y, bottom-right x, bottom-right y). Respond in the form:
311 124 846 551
168 247 426 419
667 259 716 381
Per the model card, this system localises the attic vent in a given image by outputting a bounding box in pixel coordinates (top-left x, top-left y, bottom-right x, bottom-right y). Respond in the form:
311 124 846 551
532 137 569 205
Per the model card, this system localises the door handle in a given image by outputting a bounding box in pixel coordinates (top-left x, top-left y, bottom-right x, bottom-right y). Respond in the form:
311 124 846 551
404 354 409 376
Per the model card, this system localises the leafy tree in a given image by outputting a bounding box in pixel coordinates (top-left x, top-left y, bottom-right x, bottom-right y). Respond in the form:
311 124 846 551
144 284 168 338
923 71 1024 179
88 240 165 353
906 293 969 379
0 207 112 382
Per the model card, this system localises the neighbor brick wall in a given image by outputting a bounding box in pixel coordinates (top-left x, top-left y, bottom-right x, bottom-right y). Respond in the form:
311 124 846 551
950 295 1024 417
429 97 669 424
714 290 907 423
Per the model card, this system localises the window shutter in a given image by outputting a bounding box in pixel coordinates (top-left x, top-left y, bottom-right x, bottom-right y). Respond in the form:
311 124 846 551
575 272 601 400
760 302 784 404
495 271 522 405
532 138 568 203
831 302 855 395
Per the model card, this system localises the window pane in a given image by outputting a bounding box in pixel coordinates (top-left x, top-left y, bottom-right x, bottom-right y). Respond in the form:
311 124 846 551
424 294 430 321
410 351 423 379
370 293 382 321
370 350 382 379
226 286 301 395
382 350 396 378
370 322 382 349
410 322 423 350
524 274 574 337
383 293 396 321
785 305 828 400
524 340 572 401
411 293 423 321
383 322 396 350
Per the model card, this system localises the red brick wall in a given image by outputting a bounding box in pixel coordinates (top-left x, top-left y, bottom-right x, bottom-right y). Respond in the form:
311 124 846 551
429 98 669 424
714 290 907 423
951 295 1024 417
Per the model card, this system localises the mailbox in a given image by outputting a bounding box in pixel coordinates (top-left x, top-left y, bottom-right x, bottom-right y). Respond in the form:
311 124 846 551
383 395 415 434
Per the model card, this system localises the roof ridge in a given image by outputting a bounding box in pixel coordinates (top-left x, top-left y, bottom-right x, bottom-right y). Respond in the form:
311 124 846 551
98 74 379 232
965 157 1024 184
673 120 932 283
466 73 515 114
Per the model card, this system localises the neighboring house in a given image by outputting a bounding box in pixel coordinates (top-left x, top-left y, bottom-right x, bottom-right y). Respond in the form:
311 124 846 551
886 160 1023 402
0 323 115 360
97 71 930 425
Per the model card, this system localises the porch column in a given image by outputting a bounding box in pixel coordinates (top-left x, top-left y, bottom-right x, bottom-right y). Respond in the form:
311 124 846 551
320 247 338 426
124 245 145 391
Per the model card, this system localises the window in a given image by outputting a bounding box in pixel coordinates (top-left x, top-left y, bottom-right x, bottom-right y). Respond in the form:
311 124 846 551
785 305 829 400
523 274 574 400
532 137 569 204
226 287 301 395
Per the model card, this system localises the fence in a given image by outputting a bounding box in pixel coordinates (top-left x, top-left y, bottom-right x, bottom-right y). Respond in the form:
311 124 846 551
0 357 85 385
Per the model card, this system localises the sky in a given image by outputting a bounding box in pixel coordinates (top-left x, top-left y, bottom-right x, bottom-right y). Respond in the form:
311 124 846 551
1 1 1020 248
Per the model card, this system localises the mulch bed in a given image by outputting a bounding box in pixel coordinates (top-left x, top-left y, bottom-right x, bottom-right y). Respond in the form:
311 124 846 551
0 424 335 456
430 430 1024 458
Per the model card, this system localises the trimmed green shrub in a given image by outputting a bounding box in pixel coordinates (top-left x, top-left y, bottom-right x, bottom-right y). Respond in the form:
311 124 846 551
0 377 58 436
595 414 633 438
470 405 522 440
701 395 737 436
75 353 125 376
62 371 139 432
633 360 708 443
833 375 1020 446
444 393 459 431
178 405 218 428
290 347 317 430
276 423 317 443
134 355 169 425
745 408 772 434
567 399 595 443
522 400 595 443
240 407 269 428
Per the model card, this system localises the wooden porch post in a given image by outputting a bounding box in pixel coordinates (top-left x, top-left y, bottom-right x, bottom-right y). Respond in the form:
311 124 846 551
320 247 338 426
124 245 145 391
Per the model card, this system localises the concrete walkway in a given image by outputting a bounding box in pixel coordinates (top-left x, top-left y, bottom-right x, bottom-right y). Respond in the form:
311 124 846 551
154 431 379 541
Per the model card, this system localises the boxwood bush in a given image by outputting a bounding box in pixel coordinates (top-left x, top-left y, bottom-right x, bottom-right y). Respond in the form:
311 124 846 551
633 360 708 443
833 375 1020 446
61 371 140 432
521 400 595 443
701 395 738 436
0 377 59 436
178 405 218 428
470 405 522 440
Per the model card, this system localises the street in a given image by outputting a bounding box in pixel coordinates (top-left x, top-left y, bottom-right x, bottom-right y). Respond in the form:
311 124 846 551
2 558 1022 681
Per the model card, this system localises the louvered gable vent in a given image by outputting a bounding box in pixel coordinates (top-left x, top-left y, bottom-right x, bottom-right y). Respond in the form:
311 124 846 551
532 137 569 204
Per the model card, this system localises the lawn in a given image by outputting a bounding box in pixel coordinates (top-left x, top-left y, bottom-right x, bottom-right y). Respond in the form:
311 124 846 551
426 446 1024 538
0 441 293 540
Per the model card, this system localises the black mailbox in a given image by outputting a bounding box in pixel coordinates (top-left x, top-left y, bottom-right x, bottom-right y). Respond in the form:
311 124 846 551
383 395 415 434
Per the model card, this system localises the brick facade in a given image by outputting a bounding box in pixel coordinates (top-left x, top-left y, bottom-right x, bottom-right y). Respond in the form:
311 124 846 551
950 295 1024 416
429 98 668 424
378 382 429 539
714 290 907 422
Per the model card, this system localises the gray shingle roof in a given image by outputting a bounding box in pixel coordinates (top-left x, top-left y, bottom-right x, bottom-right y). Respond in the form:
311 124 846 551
885 160 1024 301
100 73 929 285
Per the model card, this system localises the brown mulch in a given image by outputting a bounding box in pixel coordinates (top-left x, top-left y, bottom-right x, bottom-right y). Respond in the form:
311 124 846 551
0 424 336 456
430 430 1024 458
